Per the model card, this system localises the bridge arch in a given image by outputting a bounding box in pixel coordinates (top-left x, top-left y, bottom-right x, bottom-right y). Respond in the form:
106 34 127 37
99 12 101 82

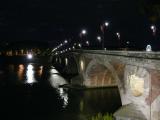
83 58 120 88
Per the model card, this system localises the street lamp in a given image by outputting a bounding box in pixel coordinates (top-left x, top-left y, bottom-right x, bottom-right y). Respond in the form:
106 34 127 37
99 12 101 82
150 25 156 36
116 32 120 40
104 22 109 27
64 40 68 44
100 21 109 50
81 29 87 35
86 41 89 46
80 29 87 49
116 32 121 48
146 44 152 52
97 36 101 42
78 43 82 48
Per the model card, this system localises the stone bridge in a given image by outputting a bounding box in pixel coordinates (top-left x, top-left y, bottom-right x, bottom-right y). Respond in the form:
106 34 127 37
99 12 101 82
52 50 160 120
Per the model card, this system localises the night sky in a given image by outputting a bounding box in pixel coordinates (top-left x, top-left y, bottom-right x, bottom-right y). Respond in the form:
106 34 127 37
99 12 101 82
0 0 159 49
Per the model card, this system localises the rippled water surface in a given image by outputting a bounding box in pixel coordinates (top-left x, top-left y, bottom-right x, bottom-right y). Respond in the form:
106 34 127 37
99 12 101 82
0 63 121 120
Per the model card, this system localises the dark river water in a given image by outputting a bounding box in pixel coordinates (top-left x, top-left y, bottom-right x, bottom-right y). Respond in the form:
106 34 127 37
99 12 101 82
0 63 121 120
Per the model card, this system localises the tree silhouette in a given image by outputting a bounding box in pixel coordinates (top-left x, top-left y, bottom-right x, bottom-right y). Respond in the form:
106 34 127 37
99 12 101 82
138 0 160 23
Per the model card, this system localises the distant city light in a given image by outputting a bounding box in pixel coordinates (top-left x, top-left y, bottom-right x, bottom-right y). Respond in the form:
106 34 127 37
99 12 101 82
126 41 130 44
27 54 33 59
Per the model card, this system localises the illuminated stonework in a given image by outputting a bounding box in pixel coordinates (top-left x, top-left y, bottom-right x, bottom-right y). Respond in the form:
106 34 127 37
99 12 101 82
65 58 68 66
129 74 144 97
80 60 85 71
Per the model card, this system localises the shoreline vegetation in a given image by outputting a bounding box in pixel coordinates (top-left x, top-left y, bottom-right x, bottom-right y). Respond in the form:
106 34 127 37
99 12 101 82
89 113 113 120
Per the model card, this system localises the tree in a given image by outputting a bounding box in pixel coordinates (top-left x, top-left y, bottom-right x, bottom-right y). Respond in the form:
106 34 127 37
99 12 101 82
138 0 160 23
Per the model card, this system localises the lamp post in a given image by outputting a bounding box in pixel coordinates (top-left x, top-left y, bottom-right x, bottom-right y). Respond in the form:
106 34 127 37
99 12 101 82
80 29 87 49
100 21 109 50
116 32 121 49
150 25 156 36
97 36 102 49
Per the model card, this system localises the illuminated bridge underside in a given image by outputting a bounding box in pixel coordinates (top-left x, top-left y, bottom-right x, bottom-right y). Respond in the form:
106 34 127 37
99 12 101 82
70 50 160 120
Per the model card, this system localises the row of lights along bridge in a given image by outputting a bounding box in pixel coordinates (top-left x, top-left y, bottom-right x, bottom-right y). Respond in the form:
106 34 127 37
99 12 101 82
52 22 157 55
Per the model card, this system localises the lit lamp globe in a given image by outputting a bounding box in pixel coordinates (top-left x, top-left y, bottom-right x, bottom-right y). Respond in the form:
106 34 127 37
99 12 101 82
146 45 152 52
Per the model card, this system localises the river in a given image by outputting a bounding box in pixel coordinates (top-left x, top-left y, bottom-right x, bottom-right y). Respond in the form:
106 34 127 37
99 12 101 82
0 63 121 120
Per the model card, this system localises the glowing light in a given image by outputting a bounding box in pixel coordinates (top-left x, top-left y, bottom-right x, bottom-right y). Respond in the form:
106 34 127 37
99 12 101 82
65 58 68 66
116 32 120 39
50 68 59 74
86 41 89 46
78 43 82 48
64 40 68 44
49 72 67 88
151 25 155 30
81 29 87 35
19 64 24 70
80 60 84 71
27 54 33 59
146 45 152 52
150 25 156 35
129 74 144 97
57 88 68 108
104 22 109 27
17 64 24 81
97 36 101 42
38 66 43 76
26 64 36 84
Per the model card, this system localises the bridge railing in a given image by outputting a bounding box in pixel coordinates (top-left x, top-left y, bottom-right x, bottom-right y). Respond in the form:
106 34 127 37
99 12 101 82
72 49 160 60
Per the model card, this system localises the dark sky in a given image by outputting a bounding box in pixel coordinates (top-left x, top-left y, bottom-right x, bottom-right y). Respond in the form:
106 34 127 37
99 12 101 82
0 0 159 49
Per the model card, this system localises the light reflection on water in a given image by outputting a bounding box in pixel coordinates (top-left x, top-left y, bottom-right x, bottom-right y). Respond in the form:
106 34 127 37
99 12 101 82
17 64 24 81
49 67 68 87
38 66 43 76
49 67 69 108
57 88 68 108
26 64 36 84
